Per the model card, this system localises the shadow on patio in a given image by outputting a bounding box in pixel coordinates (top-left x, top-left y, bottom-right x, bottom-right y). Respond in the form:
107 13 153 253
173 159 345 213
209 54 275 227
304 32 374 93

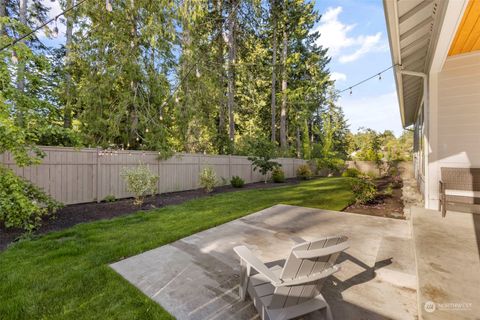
111 205 417 320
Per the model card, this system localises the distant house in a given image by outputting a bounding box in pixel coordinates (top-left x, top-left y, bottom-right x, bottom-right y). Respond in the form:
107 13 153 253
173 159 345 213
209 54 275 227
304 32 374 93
384 0 480 210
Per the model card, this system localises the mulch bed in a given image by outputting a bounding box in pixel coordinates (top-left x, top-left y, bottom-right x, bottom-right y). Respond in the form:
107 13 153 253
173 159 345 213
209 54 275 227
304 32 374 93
343 175 405 219
0 178 300 251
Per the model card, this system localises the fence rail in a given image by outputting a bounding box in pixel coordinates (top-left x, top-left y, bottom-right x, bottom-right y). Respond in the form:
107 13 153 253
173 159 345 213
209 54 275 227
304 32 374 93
1 146 307 205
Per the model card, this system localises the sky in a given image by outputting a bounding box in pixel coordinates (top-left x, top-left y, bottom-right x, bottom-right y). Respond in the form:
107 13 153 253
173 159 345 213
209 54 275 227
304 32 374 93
40 0 404 136
313 0 404 136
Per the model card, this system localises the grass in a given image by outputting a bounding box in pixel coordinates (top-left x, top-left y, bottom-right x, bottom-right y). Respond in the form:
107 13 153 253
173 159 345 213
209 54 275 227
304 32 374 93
0 177 353 320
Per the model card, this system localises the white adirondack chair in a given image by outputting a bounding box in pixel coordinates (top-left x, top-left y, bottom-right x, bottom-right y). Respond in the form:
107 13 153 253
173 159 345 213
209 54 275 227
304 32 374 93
233 236 348 320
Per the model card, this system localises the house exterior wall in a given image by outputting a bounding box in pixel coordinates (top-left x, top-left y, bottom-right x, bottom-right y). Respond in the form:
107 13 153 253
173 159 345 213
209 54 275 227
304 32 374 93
425 51 480 209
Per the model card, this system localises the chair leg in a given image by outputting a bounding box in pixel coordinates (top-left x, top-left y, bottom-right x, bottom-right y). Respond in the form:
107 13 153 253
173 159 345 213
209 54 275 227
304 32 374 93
325 304 333 320
239 260 250 301
441 196 446 218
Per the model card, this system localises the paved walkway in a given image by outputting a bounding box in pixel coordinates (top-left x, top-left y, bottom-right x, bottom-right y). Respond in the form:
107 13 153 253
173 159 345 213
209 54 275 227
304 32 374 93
412 207 480 320
111 205 417 320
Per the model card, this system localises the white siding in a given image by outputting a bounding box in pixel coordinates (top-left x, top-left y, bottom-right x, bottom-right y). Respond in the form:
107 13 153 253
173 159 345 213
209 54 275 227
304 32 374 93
437 53 480 166
427 52 480 208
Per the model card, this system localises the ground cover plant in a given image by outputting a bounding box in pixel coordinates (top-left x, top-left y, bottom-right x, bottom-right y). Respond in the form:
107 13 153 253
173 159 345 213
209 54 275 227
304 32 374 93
0 177 353 320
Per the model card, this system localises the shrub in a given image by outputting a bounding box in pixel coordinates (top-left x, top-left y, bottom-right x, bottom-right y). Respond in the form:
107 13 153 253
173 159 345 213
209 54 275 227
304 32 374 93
0 166 62 232
200 167 217 193
272 167 285 183
296 164 313 180
230 176 245 188
350 176 377 204
103 195 116 202
121 165 158 205
342 167 361 178
383 183 394 197
365 171 379 179
316 157 346 174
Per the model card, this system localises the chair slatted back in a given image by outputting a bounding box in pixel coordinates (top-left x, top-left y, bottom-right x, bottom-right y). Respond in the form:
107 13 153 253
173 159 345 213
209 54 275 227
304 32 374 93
269 236 347 309
441 167 480 191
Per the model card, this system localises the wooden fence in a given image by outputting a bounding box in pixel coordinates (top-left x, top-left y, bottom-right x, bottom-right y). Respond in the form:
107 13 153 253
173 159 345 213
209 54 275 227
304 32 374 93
1 146 307 205
346 160 414 178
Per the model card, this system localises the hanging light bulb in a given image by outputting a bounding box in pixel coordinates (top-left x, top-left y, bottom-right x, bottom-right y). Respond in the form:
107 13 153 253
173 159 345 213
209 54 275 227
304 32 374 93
11 50 18 64
105 0 113 12
378 73 382 80
159 115 163 121
136 137 140 141
175 96 179 103
145 128 149 133
195 66 201 78
52 18 59 38
349 87 352 95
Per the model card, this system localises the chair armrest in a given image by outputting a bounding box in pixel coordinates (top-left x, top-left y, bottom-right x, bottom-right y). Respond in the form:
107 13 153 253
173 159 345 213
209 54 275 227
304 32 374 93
233 246 282 286
439 180 444 193
290 236 306 244
277 264 340 287
293 242 349 259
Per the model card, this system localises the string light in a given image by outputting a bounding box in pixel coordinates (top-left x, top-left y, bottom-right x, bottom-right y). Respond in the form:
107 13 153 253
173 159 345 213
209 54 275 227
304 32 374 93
339 64 399 95
11 50 18 64
195 67 201 78
106 0 113 12
52 18 59 38
0 0 94 53
145 128 149 133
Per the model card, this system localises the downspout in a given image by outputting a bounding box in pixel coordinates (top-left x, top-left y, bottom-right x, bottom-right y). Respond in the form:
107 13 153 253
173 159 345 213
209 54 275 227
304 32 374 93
400 69 429 208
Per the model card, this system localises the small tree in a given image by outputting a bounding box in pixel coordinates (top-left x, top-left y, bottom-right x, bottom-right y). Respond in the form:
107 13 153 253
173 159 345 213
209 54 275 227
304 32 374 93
247 138 281 183
121 165 159 205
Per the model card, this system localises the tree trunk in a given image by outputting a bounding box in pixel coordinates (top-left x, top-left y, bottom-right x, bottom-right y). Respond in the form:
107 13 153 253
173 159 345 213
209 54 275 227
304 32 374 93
0 0 6 36
296 126 301 158
270 0 278 143
226 0 237 148
180 1 192 152
216 0 227 153
63 0 74 128
279 28 288 150
129 0 138 147
16 0 27 127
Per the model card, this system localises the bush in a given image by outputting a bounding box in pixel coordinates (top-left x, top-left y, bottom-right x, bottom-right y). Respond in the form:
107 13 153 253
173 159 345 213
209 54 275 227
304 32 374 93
121 165 158 205
383 183 394 197
200 167 217 193
316 157 345 174
272 167 285 183
0 166 62 232
103 195 116 202
350 176 377 204
230 176 245 188
342 167 361 178
296 164 313 180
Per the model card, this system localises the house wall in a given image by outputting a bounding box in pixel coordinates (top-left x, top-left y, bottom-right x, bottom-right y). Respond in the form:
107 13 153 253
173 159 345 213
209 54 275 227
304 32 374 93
426 51 480 209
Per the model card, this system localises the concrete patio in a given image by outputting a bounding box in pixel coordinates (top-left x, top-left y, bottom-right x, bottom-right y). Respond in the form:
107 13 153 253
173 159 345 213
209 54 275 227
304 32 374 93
412 207 480 320
111 204 417 319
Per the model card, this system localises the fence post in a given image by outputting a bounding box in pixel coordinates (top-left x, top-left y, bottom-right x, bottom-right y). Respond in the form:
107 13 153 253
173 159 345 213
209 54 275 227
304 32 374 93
228 155 232 179
96 147 100 203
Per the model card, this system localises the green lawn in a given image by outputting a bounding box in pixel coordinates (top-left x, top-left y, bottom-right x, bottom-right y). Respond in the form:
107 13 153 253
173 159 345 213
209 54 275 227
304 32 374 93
0 177 353 320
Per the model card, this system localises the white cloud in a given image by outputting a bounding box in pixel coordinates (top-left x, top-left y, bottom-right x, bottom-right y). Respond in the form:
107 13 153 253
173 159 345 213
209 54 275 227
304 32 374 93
339 91 403 136
330 72 347 82
314 6 387 63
